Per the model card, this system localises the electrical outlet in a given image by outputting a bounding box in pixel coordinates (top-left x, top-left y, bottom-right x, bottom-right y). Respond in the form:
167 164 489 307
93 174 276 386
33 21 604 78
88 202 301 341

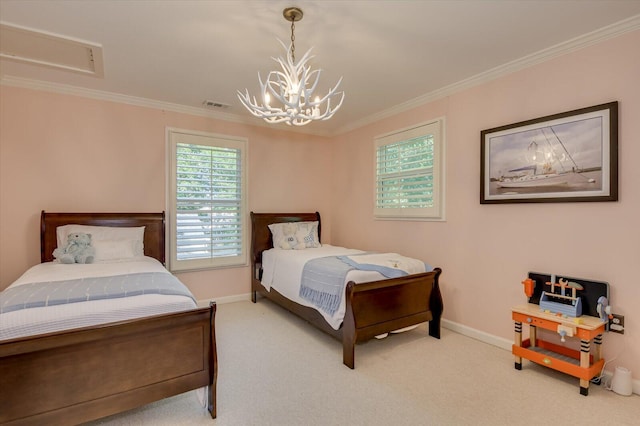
609 314 625 334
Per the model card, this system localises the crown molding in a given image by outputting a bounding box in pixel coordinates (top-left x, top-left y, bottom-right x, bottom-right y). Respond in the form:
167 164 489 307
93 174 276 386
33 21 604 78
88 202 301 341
335 14 640 135
2 15 638 137
0 75 240 120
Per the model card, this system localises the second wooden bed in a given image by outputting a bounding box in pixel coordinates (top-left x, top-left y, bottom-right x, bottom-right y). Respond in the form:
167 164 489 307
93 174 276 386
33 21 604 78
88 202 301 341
250 211 443 369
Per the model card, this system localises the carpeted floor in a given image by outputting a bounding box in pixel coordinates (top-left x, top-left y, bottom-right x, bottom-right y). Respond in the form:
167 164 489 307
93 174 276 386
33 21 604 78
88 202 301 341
87 299 640 425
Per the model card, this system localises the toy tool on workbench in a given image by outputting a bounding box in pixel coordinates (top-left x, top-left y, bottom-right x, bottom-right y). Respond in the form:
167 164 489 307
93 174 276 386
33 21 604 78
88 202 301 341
539 276 583 317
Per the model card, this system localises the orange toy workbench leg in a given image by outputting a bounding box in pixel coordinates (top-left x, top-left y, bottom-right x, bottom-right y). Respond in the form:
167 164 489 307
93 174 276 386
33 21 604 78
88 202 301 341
514 321 522 369
580 339 591 395
579 333 604 392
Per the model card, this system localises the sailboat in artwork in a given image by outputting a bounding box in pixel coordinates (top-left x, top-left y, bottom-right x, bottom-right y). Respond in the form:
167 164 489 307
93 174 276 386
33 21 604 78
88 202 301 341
497 126 596 189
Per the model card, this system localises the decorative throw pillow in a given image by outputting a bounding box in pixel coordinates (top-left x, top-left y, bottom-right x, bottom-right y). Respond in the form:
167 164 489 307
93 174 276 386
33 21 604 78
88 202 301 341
57 225 145 256
268 221 320 250
296 221 321 248
92 239 138 261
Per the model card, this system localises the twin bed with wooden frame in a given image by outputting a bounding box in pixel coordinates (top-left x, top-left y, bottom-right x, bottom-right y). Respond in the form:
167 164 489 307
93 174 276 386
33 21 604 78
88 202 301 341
250 211 443 369
0 212 217 425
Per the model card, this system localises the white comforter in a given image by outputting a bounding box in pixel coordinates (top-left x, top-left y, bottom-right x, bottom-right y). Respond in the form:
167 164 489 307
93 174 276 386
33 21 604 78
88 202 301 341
261 245 424 330
0 257 197 340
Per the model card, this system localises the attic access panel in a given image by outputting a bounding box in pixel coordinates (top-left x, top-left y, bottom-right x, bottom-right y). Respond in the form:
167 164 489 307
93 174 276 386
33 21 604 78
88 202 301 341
0 22 104 77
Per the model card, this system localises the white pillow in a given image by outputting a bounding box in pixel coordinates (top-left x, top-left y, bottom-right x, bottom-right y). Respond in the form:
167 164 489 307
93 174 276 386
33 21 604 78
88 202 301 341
268 221 320 250
56 225 145 256
92 239 138 261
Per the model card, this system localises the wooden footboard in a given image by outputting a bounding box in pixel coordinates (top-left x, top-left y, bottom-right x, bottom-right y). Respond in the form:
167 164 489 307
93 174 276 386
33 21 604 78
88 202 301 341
0 303 217 425
342 268 443 369
252 265 443 369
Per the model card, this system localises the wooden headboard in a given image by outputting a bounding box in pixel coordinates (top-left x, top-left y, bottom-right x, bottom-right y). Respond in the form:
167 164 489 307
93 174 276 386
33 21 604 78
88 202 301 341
249 212 321 265
41 211 166 264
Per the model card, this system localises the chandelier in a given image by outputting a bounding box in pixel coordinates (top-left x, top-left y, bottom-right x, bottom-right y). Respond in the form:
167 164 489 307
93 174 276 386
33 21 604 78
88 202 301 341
237 7 344 126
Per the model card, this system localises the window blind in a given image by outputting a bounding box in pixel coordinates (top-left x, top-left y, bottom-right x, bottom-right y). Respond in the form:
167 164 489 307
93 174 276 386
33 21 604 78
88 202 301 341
168 130 247 271
176 143 242 260
374 120 444 220
376 136 434 209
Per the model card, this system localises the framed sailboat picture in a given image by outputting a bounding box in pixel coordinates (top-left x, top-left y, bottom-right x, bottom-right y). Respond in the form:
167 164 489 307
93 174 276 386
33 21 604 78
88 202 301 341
480 101 618 204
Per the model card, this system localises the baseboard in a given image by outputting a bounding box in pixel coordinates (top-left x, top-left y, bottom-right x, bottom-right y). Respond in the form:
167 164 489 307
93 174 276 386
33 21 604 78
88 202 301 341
197 293 252 307
441 318 513 351
441 318 639 396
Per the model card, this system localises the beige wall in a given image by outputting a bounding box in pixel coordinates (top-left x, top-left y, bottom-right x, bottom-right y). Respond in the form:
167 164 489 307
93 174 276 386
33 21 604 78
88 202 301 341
0 87 334 298
330 30 639 377
1 30 638 377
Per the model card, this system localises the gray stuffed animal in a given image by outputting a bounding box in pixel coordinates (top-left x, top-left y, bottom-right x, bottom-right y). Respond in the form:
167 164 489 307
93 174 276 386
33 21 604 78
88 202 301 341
53 232 96 264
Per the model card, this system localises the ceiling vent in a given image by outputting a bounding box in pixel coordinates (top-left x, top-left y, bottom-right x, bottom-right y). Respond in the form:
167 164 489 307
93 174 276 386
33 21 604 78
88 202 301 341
202 100 231 109
0 22 104 78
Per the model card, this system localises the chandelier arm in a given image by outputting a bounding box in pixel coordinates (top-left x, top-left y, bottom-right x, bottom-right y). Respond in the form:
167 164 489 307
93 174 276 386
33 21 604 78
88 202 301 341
276 39 290 60
326 94 345 119
261 72 283 107
302 70 322 104
251 83 287 116
266 116 293 123
308 77 344 106
316 90 345 120
317 97 333 119
236 91 253 110
269 64 306 110
288 48 315 80
302 66 317 83
273 57 302 102
267 79 299 110
240 84 322 122
238 92 272 119
238 89 267 115
266 71 300 113
267 72 286 100
274 56 294 78
260 74 281 112
294 47 315 68
294 66 311 106
290 59 317 90
329 92 345 111
301 69 343 109
258 75 269 98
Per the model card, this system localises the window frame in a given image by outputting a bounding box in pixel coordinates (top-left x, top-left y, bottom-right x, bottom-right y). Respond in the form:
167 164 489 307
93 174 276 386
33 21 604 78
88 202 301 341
166 128 249 272
374 118 445 221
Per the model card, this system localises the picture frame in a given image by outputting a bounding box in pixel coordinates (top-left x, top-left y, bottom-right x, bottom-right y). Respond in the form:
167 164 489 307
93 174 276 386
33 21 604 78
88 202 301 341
480 101 618 204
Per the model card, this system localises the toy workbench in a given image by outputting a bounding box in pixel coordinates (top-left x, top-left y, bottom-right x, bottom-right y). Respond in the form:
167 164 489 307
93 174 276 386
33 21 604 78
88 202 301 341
512 272 610 396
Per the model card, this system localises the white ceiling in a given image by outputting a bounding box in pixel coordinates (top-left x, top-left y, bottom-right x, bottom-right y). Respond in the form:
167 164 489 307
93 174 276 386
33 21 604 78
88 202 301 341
1 0 639 136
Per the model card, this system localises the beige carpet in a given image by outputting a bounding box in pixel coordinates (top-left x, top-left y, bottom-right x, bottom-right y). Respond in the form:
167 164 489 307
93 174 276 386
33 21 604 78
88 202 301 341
87 300 639 425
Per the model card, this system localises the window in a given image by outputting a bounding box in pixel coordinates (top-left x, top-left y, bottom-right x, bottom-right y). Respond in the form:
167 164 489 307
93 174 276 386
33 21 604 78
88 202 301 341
167 129 248 271
374 119 445 220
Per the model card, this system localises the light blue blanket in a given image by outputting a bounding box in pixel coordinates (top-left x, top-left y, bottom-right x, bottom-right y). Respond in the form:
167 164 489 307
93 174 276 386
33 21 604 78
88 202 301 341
0 272 195 314
299 256 354 316
299 254 432 316
337 255 405 278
